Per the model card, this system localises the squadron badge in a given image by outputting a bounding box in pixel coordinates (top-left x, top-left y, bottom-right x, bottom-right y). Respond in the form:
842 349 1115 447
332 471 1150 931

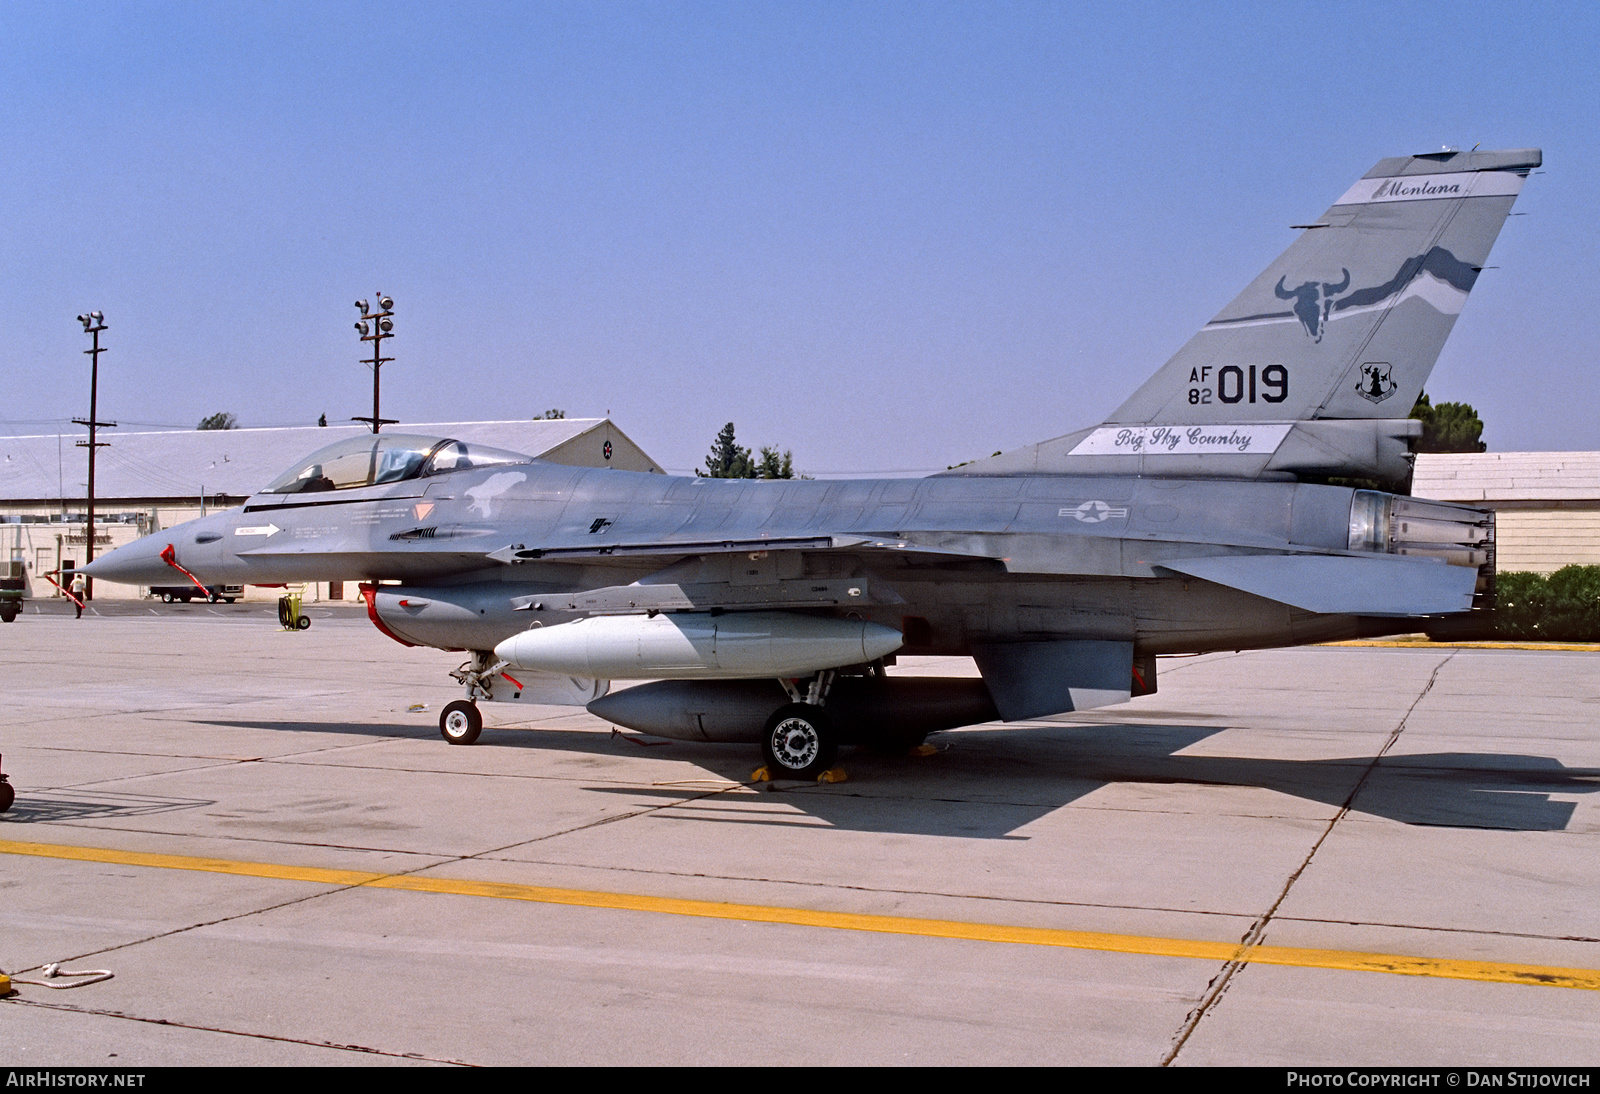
1356 362 1398 403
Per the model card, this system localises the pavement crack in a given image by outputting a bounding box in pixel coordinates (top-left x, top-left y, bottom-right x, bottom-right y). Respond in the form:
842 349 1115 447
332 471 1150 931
1 997 469 1064
1158 649 1458 1066
458 783 755 858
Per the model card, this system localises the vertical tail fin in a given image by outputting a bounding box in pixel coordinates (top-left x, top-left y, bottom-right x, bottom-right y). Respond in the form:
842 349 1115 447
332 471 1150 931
1113 147 1540 425
950 148 1540 480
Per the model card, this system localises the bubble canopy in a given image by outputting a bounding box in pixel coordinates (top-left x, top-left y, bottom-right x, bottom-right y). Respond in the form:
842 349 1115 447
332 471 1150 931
261 434 534 495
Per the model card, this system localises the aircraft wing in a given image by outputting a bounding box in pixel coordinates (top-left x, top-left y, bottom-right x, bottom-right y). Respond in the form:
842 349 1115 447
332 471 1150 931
486 533 997 566
488 532 1004 614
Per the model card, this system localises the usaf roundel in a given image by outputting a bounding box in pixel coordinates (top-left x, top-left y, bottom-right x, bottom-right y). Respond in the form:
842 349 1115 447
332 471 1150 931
1066 500 1130 523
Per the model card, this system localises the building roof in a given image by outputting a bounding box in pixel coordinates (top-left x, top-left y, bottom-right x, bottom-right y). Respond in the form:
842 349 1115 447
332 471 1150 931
1412 451 1600 504
0 419 662 504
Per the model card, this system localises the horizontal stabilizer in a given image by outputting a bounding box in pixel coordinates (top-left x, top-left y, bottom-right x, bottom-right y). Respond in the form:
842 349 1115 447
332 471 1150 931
1158 554 1477 616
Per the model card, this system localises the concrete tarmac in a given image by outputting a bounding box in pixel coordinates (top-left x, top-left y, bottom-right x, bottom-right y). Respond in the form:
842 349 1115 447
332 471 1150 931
2 605 1598 1065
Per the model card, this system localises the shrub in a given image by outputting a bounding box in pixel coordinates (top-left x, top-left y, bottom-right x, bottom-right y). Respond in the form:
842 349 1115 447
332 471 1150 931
1495 566 1600 641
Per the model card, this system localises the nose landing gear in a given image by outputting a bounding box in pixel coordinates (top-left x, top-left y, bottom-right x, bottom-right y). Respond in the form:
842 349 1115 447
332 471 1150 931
439 700 483 745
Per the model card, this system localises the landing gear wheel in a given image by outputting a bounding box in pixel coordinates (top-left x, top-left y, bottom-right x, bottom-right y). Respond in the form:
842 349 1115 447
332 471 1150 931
296 615 311 630
440 700 483 745
0 609 15 624
0 780 12 812
762 704 837 780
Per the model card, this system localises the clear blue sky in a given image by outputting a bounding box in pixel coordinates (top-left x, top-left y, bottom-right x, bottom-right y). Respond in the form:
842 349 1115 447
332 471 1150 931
2 1 1594 475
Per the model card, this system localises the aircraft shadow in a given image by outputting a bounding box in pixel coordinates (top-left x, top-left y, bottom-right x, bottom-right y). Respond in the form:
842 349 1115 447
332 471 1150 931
181 718 1597 838
0 791 217 823
587 722 1599 837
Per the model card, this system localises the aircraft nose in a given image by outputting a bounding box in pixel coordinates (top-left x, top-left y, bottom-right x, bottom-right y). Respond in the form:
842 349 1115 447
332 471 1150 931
80 531 187 586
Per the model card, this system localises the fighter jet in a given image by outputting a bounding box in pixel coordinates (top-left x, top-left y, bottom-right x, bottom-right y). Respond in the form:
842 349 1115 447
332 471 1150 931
85 147 1538 778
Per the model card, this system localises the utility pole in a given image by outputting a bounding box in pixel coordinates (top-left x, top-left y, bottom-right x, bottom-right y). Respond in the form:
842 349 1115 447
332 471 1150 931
351 294 396 433
73 311 114 600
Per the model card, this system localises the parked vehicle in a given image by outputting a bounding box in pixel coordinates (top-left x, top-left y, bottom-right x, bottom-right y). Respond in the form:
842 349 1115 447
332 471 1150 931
0 573 25 623
150 584 243 604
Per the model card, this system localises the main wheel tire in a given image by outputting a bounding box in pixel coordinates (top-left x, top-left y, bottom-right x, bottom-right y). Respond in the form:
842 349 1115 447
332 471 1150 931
161 593 174 603
762 703 837 780
440 700 483 746
0 609 15 624
0 781 13 813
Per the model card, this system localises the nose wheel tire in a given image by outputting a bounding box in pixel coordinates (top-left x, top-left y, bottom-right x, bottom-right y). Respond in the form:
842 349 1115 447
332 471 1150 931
440 700 483 745
761 704 837 780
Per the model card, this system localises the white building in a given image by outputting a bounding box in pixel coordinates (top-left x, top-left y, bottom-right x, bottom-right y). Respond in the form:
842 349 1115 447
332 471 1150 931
1413 452 1600 574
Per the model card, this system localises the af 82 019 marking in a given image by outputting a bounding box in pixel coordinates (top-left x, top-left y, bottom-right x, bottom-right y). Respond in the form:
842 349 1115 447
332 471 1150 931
1188 364 1289 405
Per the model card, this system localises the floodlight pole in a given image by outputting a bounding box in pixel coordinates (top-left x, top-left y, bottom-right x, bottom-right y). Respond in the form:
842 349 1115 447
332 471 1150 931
72 312 115 601
351 294 397 433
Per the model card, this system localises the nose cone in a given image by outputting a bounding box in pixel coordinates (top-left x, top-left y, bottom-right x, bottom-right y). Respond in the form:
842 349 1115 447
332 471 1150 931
79 531 183 586
82 511 231 587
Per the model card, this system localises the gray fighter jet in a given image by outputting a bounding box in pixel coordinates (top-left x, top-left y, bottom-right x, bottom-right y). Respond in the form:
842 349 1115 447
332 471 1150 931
85 147 1539 778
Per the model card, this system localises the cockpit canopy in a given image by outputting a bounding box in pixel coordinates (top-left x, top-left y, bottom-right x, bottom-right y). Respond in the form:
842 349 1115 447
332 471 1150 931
260 434 533 495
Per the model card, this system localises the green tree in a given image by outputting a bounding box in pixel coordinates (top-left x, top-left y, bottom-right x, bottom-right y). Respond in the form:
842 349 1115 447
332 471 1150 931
755 445 795 480
699 422 753 478
535 409 566 420
197 412 237 430
1410 391 1486 453
698 423 799 479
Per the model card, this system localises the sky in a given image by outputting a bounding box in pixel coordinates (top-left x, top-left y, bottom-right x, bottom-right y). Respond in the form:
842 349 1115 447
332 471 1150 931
1 1 1595 476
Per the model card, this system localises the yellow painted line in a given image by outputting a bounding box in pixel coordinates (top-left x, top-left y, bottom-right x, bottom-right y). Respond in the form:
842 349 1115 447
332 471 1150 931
5 838 1598 991
1325 639 1600 651
0 838 389 887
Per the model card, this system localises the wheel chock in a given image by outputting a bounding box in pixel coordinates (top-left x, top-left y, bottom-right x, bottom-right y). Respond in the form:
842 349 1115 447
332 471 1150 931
751 765 772 782
910 743 939 758
0 972 13 997
817 767 848 784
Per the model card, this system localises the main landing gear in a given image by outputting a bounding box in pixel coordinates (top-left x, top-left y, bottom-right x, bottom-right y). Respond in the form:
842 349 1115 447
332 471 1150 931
762 703 836 780
760 669 841 781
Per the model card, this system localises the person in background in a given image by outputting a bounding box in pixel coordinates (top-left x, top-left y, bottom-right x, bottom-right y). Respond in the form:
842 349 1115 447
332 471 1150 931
69 571 86 619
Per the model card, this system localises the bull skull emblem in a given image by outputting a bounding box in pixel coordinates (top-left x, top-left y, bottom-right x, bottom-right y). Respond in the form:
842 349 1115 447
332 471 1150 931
1275 268 1351 342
